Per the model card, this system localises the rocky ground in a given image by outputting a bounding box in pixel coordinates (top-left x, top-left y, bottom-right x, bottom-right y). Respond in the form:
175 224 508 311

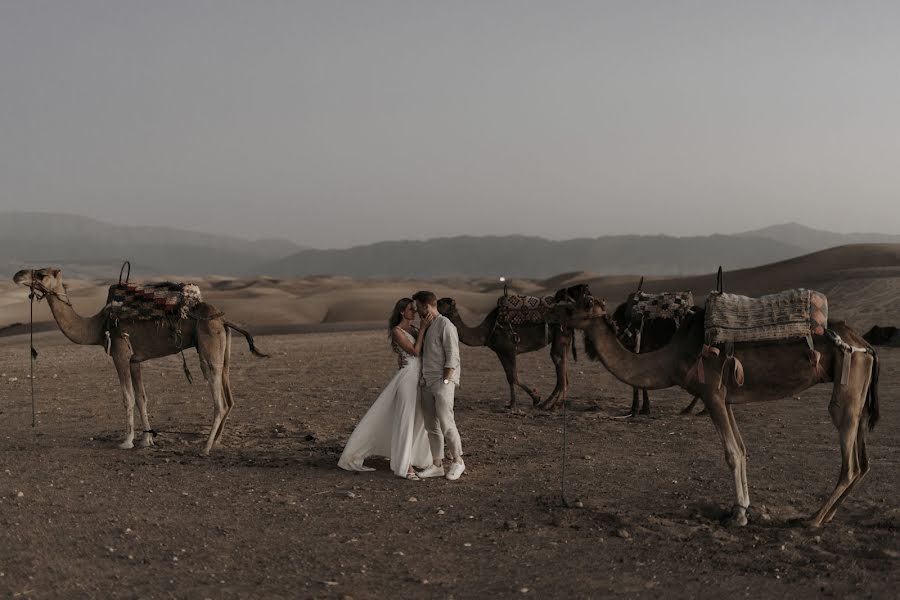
0 330 898 599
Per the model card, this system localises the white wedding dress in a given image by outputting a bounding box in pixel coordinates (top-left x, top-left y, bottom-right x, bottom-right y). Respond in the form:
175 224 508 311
338 329 433 477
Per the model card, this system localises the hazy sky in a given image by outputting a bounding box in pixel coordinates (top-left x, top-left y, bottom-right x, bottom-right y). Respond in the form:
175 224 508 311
2 1 899 248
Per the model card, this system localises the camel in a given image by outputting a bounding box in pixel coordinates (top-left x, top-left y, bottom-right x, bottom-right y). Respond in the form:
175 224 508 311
611 300 680 416
13 267 267 455
437 284 590 410
556 293 880 528
611 299 702 417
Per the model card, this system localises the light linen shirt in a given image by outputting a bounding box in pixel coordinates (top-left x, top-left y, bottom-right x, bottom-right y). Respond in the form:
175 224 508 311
421 314 461 387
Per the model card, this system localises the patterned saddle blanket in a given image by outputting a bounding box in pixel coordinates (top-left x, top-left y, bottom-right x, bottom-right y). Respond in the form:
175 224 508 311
704 289 828 345
628 291 694 324
106 282 203 322
497 295 557 326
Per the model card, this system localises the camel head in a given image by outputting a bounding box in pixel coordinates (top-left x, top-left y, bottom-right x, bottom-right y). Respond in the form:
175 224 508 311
553 283 593 305
437 297 457 318
13 267 65 297
554 291 606 330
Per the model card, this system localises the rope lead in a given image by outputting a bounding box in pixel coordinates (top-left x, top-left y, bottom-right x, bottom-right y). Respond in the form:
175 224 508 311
30 285 36 429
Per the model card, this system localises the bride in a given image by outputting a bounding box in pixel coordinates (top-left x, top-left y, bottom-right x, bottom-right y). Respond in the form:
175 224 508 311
338 298 435 480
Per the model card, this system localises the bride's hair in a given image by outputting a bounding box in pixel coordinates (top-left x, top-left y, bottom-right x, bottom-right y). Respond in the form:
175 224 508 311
388 297 414 337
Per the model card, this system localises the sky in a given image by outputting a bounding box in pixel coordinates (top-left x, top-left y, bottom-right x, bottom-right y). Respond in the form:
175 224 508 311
2 1 899 249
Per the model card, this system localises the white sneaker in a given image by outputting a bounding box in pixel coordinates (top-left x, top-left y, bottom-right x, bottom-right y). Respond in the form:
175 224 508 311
417 464 445 478
446 460 465 481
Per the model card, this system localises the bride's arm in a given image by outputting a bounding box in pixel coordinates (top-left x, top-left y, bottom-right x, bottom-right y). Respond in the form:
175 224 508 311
391 327 421 357
391 315 434 359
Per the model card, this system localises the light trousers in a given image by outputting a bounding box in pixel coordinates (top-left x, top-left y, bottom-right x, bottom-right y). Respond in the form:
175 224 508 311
421 381 462 462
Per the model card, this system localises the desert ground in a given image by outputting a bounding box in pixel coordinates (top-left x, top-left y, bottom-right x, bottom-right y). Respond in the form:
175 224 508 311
1 245 899 598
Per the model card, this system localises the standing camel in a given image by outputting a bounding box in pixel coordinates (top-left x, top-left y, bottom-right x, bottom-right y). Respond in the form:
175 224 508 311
556 293 879 528
611 288 701 417
13 268 267 455
611 300 681 416
437 284 590 410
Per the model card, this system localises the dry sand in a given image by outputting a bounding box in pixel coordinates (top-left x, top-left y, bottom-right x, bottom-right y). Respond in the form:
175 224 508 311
3 244 898 337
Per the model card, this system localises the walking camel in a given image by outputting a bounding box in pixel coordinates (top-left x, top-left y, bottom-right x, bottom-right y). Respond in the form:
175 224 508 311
13 268 267 455
437 284 590 410
556 293 879 528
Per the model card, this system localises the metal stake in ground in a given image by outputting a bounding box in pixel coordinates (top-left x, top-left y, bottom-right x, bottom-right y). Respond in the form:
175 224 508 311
29 283 39 429
560 398 570 507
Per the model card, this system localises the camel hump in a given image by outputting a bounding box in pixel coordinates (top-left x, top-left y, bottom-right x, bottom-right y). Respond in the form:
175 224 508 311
497 294 557 325
106 281 204 321
190 302 225 320
629 291 694 323
704 288 828 345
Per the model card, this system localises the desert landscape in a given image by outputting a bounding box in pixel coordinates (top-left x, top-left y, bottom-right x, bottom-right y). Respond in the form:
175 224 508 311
1 245 898 598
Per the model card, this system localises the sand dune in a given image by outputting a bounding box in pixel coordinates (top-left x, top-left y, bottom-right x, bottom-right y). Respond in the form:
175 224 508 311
2 244 898 337
577 244 900 330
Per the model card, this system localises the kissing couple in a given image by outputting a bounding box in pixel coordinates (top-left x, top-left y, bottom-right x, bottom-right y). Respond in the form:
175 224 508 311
338 291 465 481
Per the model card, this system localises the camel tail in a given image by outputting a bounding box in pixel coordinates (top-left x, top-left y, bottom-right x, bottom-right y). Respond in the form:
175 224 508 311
224 321 269 358
866 349 880 431
571 335 578 363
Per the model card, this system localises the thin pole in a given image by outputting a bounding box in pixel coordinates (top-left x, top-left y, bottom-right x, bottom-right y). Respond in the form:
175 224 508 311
30 288 36 429
561 399 569 507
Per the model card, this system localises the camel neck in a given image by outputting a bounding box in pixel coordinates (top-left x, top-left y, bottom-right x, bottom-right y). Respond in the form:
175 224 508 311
46 293 107 346
448 310 492 347
584 316 682 390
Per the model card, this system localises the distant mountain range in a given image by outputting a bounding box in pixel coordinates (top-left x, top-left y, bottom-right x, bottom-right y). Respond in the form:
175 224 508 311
0 212 304 278
1 212 898 279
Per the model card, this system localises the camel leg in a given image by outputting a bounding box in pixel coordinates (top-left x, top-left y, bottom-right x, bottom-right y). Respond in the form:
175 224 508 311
213 329 234 444
130 362 155 448
680 396 702 415
497 351 541 409
823 417 870 524
628 387 640 416
497 351 519 409
112 350 137 450
512 362 543 406
726 405 749 506
198 331 228 456
809 353 872 527
541 336 568 410
704 386 750 526
639 389 650 415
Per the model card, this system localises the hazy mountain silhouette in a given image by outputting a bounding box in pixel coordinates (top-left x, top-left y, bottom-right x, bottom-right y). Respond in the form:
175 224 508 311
2 211 898 278
0 211 304 277
258 234 810 279
739 223 900 252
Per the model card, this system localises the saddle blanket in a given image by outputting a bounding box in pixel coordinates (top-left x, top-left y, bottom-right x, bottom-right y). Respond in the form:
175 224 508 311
498 294 557 325
629 291 694 324
106 282 203 321
704 288 827 345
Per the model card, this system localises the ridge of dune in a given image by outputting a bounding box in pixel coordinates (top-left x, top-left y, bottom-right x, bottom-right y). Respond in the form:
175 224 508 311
2 244 898 336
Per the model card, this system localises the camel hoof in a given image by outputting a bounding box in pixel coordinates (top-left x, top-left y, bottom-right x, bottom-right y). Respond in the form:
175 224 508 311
138 436 155 448
725 507 749 527
118 440 134 450
805 518 824 529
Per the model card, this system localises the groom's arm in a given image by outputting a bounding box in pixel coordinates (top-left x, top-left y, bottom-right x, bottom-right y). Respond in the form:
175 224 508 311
442 322 460 380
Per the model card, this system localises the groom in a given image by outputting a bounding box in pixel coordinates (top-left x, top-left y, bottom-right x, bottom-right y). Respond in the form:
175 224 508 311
412 290 465 481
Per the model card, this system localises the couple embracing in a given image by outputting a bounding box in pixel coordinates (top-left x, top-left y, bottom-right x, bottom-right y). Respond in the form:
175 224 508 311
338 291 465 481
